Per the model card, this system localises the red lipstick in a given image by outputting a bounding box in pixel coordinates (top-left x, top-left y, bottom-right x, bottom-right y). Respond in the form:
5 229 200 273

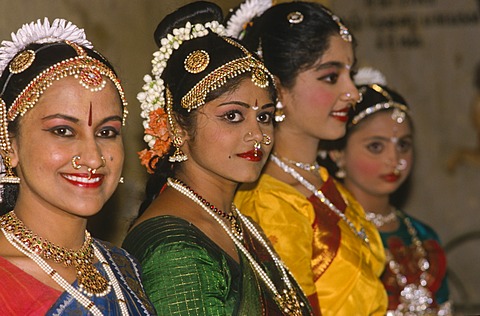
381 173 400 183
331 107 349 122
237 149 263 162
62 173 104 188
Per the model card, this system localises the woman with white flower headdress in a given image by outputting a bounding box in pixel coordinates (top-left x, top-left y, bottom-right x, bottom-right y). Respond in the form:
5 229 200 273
321 67 452 316
0 18 155 315
227 1 387 315
122 1 313 315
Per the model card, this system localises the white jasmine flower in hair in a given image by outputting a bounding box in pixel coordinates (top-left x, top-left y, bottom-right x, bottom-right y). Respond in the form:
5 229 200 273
0 17 92 74
354 67 388 86
225 0 272 39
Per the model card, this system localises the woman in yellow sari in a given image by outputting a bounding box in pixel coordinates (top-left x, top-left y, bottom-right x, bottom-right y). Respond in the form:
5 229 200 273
227 1 387 315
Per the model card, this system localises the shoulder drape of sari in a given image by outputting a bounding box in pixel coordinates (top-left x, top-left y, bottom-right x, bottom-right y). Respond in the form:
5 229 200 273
123 214 313 315
0 239 155 315
123 216 240 315
47 239 155 315
0 256 61 315
235 167 388 316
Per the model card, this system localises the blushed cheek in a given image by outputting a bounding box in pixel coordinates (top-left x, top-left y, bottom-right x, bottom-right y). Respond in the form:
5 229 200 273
349 158 382 180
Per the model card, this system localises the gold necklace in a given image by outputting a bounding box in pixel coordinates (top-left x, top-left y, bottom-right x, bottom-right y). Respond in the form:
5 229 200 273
0 211 111 296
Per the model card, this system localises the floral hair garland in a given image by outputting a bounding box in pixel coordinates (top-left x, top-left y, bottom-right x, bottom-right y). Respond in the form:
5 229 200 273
0 18 93 75
137 21 225 173
225 0 272 40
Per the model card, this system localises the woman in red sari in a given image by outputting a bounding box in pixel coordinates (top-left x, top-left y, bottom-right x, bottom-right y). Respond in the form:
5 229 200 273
0 18 154 315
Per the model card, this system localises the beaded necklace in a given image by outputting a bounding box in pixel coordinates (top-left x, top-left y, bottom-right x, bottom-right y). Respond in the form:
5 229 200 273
386 210 435 315
0 211 111 296
273 152 320 173
1 223 129 315
271 154 370 245
167 177 306 315
170 178 242 239
365 207 398 228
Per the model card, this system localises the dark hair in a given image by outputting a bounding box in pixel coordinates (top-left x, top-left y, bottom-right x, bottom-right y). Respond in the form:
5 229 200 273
242 1 355 88
319 84 413 208
137 1 276 216
0 41 120 214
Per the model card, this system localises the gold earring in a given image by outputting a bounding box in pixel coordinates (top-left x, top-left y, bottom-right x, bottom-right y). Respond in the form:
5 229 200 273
262 134 272 145
169 135 188 163
166 87 188 163
275 101 285 122
1 155 20 184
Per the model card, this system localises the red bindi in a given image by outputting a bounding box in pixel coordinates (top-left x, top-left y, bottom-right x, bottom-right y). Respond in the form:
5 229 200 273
88 102 93 126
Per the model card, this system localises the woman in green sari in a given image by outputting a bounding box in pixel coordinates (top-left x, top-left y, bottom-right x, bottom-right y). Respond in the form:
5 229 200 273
122 1 313 315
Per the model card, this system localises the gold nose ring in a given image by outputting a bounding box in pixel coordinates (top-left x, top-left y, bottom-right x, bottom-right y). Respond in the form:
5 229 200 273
262 134 272 145
72 156 82 170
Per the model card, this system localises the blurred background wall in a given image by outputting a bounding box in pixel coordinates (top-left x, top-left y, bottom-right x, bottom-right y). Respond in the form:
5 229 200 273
0 0 477 313
331 1 480 312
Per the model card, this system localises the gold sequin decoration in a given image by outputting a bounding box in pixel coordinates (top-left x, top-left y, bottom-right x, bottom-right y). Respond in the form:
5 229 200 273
0 42 128 153
9 50 35 74
180 37 274 112
184 50 210 74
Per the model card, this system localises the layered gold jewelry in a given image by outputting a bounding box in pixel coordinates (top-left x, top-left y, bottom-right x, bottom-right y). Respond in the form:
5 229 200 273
0 211 111 297
0 41 128 154
167 178 305 315
137 19 275 169
165 88 188 163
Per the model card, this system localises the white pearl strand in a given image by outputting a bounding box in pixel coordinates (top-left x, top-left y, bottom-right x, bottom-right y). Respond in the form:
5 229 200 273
274 152 321 173
365 207 398 227
1 228 129 316
167 178 304 314
270 154 369 245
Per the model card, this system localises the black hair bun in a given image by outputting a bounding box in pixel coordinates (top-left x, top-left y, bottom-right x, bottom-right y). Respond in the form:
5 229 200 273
154 1 223 47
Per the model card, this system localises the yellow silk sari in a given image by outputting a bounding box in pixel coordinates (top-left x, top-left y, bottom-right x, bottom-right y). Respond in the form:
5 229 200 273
235 167 387 316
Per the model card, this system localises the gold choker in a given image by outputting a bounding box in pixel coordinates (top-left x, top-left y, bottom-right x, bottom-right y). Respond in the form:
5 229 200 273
0 211 110 296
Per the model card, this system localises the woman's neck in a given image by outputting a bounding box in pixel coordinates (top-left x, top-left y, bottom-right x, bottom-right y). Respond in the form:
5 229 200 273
174 169 237 212
12 203 88 250
344 182 391 215
273 126 320 164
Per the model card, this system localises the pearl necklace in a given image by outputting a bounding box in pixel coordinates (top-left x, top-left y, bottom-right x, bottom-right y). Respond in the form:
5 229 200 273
386 210 434 315
365 207 398 228
0 211 110 296
167 178 305 315
274 152 320 173
271 154 370 245
1 227 129 316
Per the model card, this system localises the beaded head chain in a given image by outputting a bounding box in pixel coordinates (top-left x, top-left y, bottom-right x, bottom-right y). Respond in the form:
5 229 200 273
0 18 128 155
137 20 274 173
350 68 410 127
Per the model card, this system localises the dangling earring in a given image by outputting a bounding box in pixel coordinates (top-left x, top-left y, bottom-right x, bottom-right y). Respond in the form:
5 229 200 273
334 160 346 179
166 87 188 163
275 101 285 122
335 166 346 179
169 135 188 163
0 155 20 184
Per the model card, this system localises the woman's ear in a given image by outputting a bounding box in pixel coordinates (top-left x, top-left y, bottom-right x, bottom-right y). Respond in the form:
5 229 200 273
274 75 285 103
6 140 19 168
